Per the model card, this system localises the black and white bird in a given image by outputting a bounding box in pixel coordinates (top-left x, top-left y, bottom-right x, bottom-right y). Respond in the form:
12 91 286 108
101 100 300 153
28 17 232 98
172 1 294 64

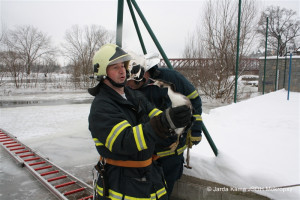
150 78 194 168
150 78 193 136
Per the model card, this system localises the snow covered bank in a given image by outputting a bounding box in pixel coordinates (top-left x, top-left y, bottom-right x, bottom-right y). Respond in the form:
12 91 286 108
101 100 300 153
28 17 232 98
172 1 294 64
0 90 299 199
185 90 300 199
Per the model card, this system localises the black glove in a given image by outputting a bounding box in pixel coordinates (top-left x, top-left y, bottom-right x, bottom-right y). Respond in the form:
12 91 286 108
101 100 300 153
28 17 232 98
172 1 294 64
150 105 192 139
161 105 192 129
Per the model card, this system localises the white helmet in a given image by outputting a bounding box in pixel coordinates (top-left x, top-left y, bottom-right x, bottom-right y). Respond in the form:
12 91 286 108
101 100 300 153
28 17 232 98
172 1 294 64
144 52 160 71
127 51 160 82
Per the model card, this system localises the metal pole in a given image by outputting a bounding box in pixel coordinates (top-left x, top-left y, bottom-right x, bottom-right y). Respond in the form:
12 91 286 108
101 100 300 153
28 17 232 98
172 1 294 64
202 123 218 156
283 47 287 89
130 0 173 69
129 0 218 156
234 0 242 103
126 0 147 54
116 0 124 47
263 17 269 95
287 52 292 100
275 35 280 91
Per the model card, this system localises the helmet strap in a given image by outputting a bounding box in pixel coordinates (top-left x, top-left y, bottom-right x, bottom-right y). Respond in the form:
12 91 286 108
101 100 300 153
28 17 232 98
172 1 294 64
106 76 127 88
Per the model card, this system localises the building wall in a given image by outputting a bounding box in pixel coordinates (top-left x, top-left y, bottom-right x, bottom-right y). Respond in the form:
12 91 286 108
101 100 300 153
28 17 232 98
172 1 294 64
258 56 300 93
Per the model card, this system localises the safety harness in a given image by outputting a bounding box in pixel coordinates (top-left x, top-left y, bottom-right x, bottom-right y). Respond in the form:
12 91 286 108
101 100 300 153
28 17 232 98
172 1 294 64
100 155 160 168
93 155 161 200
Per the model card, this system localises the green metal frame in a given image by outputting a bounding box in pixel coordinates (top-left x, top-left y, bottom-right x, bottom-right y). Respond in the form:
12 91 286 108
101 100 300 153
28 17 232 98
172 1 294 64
116 0 218 156
126 0 147 54
116 0 124 47
234 0 242 103
275 35 281 91
263 17 269 95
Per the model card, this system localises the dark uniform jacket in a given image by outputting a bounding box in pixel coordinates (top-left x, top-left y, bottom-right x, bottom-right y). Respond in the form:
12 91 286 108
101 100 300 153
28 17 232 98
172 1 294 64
89 82 168 200
139 66 203 158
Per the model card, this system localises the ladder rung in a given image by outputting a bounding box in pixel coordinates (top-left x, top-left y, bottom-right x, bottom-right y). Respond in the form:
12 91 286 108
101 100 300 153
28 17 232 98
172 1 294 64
10 147 25 151
34 165 52 171
7 144 21 148
64 187 85 196
20 153 35 158
29 161 46 166
24 157 40 162
3 141 17 145
0 129 94 199
55 181 76 188
0 139 13 142
78 195 93 200
15 150 30 154
48 175 67 182
41 170 59 176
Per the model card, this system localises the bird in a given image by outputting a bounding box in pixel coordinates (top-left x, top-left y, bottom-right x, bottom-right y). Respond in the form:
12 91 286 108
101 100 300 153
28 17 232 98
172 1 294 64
150 78 194 168
149 78 193 136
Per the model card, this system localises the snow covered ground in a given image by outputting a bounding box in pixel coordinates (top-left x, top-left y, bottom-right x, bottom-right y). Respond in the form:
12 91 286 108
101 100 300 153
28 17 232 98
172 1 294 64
0 89 299 200
185 89 300 200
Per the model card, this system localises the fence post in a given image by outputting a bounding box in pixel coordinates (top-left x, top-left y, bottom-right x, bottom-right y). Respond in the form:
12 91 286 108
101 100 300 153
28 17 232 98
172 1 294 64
287 51 293 100
275 35 281 91
283 47 287 88
263 17 269 95
234 0 242 103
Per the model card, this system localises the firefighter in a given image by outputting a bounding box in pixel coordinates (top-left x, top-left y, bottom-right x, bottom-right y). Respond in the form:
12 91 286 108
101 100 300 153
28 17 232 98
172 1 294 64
126 52 203 198
88 44 193 200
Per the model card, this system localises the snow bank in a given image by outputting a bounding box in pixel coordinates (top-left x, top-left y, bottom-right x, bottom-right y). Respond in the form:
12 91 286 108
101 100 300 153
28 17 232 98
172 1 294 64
185 90 300 199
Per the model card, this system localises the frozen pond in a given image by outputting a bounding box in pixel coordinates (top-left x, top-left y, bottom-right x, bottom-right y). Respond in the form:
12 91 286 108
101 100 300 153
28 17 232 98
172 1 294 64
0 99 93 108
0 92 222 114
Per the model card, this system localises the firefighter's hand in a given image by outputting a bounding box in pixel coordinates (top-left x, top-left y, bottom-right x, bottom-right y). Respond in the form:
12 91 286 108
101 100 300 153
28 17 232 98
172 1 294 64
187 139 200 148
150 105 192 139
186 131 201 148
161 105 192 129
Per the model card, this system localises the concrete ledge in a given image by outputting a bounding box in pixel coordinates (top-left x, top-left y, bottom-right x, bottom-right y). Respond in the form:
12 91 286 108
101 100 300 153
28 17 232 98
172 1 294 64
171 175 270 200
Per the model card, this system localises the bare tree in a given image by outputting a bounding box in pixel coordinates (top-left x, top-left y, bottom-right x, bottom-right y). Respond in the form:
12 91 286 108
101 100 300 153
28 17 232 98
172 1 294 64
62 25 113 88
0 51 25 88
257 6 300 56
2 25 57 75
183 0 257 102
182 31 207 58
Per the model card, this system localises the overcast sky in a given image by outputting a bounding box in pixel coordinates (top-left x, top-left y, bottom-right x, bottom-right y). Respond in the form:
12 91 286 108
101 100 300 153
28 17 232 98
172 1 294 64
1 0 299 64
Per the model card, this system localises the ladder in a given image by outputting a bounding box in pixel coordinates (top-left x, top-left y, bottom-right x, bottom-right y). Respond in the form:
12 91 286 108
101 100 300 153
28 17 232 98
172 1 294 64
0 128 93 200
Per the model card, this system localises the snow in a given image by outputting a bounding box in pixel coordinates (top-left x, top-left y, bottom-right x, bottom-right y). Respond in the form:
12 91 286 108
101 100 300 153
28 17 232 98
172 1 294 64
258 55 300 60
0 89 299 199
185 90 300 199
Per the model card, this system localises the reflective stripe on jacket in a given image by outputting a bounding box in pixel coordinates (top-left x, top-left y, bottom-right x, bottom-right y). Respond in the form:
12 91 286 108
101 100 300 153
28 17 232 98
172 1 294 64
140 66 203 155
89 83 167 199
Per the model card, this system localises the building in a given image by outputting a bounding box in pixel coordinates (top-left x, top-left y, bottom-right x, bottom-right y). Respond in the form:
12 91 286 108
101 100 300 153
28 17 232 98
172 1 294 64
258 55 300 93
